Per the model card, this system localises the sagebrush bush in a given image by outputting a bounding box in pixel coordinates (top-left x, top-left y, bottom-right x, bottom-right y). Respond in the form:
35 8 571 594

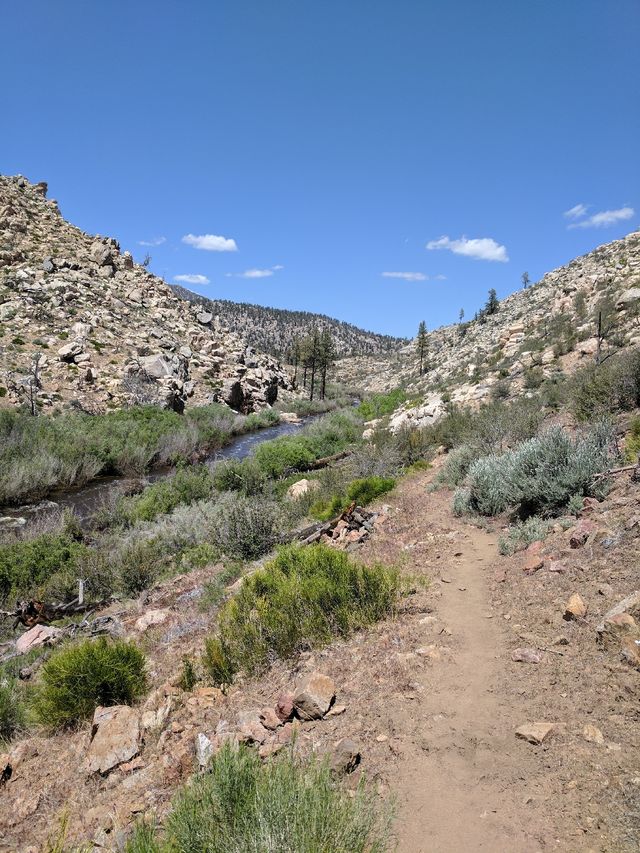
117 538 169 595
31 637 147 730
461 422 616 518
125 743 392 853
210 492 283 559
624 415 640 462
203 544 399 685
437 444 477 487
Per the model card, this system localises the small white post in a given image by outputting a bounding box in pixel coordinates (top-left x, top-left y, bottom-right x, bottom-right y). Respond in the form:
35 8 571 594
78 578 84 606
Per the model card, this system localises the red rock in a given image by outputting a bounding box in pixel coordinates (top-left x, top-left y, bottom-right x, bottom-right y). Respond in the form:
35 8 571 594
259 707 282 730
523 555 544 574
569 521 595 549
621 637 640 670
275 692 295 722
87 706 140 775
15 624 62 654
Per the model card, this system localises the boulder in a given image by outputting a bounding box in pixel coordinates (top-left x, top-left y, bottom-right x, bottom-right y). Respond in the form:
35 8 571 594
275 692 295 722
90 240 114 267
596 591 640 637
87 705 140 775
196 311 213 325
511 647 543 664
286 479 318 500
616 288 640 309
58 341 83 362
582 724 604 745
15 624 62 654
293 672 335 720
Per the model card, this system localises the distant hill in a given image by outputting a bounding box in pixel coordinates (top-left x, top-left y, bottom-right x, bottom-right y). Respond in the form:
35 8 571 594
170 285 407 359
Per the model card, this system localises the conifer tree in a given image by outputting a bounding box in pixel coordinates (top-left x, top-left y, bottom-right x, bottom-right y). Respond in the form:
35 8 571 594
416 320 428 375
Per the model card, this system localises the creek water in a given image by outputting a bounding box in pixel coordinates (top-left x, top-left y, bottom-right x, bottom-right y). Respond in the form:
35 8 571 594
0 416 307 532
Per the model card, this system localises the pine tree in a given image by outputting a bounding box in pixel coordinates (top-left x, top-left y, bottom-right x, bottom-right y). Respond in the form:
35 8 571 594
521 271 530 289
458 308 464 323
485 288 499 316
416 320 428 375
318 328 336 400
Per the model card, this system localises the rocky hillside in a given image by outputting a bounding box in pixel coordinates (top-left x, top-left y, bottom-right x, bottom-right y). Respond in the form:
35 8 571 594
336 229 640 430
0 175 293 414
170 285 407 359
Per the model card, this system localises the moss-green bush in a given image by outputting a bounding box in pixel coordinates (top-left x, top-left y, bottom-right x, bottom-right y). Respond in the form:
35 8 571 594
358 387 407 420
0 528 88 604
498 517 551 555
310 476 395 521
0 675 26 744
203 544 399 685
116 465 215 525
31 637 147 730
125 743 392 853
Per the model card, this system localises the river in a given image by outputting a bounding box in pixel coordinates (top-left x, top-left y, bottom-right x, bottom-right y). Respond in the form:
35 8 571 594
0 416 308 532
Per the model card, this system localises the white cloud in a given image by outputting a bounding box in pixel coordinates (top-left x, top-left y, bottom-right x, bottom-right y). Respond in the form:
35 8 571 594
434 274 447 280
238 268 274 278
138 236 166 247
272 264 284 271
568 206 635 229
381 271 427 282
426 235 509 262
182 233 238 252
174 274 210 285
563 204 589 220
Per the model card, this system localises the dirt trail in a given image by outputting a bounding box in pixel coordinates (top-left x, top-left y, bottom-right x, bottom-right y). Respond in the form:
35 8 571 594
363 472 549 852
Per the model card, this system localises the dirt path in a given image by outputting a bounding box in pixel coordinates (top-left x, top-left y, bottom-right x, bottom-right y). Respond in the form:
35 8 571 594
362 471 549 852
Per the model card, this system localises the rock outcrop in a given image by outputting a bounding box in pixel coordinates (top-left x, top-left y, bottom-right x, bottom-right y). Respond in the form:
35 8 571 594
0 175 292 413
336 229 640 428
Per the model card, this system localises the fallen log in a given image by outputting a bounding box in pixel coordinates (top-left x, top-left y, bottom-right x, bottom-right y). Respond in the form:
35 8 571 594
0 596 112 629
281 502 380 550
298 450 352 472
592 463 640 482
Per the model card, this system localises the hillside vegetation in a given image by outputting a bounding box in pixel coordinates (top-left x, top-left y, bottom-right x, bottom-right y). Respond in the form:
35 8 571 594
170 285 406 359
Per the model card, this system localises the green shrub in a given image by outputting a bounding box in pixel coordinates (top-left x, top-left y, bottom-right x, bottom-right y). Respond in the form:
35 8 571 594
570 348 640 421
311 477 395 521
203 544 399 685
31 637 147 730
117 538 168 595
0 676 26 744
116 465 215 524
437 444 478 487
253 435 317 477
0 529 88 604
212 457 267 495
498 517 551 555
624 415 640 462
210 493 283 559
460 422 616 518
125 743 392 853
358 387 408 420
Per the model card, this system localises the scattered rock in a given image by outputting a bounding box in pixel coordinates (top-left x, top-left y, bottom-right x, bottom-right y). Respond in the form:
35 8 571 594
292 672 336 720
259 707 282 730
620 637 640 670
135 608 170 632
511 647 543 664
582 724 604 745
330 738 361 774
563 593 588 621
87 706 140 775
515 722 556 745
195 732 214 768
569 521 595 549
523 555 544 574
275 692 295 722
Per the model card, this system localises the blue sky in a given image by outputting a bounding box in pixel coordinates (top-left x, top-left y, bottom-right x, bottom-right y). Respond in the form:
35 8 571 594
2 1 638 337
